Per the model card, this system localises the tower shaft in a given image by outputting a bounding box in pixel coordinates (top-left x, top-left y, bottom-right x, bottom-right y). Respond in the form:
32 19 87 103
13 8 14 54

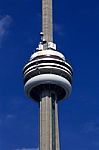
40 90 60 150
42 0 53 42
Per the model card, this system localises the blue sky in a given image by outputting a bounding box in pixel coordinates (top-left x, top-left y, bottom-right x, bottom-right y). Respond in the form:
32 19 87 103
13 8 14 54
0 0 99 150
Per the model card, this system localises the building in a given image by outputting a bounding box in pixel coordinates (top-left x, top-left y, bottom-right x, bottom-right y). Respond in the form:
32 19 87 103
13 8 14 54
23 0 73 150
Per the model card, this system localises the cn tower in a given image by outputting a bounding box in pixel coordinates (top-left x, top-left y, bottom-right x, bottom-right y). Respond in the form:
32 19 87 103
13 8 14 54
23 0 73 150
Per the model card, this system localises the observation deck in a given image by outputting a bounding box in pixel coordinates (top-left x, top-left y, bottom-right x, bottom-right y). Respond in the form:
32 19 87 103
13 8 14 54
23 41 73 101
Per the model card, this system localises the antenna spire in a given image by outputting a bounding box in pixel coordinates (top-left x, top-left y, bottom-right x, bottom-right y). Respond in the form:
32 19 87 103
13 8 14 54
42 0 53 42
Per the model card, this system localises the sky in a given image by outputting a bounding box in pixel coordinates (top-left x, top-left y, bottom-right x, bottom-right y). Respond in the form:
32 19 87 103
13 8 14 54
0 0 99 150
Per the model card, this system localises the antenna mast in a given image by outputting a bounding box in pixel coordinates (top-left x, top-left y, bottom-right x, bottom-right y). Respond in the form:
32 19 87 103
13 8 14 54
42 0 53 42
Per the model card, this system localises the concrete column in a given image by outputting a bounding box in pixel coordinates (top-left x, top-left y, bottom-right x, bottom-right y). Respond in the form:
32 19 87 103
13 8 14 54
42 0 53 42
40 90 52 150
55 101 60 150
40 90 60 150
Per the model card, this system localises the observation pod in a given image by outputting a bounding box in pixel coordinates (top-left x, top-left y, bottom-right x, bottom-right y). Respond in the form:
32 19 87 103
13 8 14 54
23 42 73 102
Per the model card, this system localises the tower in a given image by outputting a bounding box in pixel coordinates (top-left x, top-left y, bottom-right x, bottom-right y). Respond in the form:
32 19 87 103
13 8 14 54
23 0 73 150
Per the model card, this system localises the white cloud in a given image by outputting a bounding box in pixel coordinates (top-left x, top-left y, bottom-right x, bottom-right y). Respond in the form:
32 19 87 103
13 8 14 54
54 23 64 36
6 114 15 119
15 147 39 150
0 15 12 47
0 114 15 127
81 121 99 133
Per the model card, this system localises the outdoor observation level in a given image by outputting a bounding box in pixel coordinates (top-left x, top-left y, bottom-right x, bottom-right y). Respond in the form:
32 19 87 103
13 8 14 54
23 34 73 101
